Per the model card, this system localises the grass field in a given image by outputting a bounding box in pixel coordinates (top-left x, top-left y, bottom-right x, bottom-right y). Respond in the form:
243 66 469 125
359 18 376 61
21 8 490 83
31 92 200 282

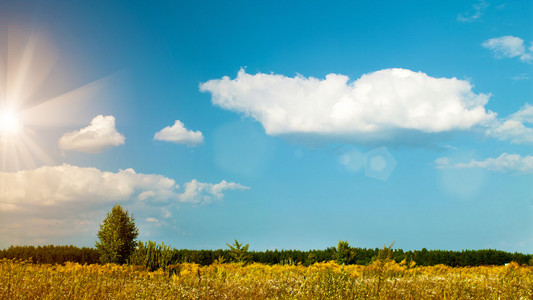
1 258 532 299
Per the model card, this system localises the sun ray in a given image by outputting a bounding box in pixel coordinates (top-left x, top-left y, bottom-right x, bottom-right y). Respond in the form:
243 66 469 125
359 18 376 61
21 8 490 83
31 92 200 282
0 25 7 106
7 27 58 110
1 126 54 171
8 32 38 108
0 24 116 171
18 131 54 167
1 139 9 170
0 58 5 107
20 73 119 128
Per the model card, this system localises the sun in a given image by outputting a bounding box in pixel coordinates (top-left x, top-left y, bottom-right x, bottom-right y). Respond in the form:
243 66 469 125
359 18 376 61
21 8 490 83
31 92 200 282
0 108 21 137
0 24 114 171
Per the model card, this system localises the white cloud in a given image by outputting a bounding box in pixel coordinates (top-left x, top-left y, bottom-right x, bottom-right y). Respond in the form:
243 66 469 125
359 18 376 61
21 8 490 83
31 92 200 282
58 115 125 153
154 120 204 146
138 191 157 201
509 104 533 123
486 104 533 144
457 0 489 23
486 120 533 144
0 164 249 247
0 164 177 208
436 153 533 173
482 36 532 62
434 157 451 168
511 74 530 81
179 179 249 204
200 68 494 141
0 164 248 209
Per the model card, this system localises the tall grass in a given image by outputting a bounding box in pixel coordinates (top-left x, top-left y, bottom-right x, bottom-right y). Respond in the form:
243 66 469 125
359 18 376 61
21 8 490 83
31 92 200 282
1 258 532 299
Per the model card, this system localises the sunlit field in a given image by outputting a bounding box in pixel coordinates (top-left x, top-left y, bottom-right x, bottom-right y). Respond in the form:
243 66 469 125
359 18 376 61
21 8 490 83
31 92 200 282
1 258 532 299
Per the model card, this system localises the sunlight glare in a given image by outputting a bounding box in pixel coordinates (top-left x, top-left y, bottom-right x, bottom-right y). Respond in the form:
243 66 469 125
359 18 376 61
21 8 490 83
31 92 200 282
0 24 114 171
0 108 21 136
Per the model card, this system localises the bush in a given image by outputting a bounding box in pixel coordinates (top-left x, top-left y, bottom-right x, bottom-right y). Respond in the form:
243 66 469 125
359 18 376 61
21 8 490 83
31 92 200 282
128 241 174 271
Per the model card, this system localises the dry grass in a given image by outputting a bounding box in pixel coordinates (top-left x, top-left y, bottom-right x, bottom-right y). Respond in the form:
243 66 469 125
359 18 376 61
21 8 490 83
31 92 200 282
1 258 532 299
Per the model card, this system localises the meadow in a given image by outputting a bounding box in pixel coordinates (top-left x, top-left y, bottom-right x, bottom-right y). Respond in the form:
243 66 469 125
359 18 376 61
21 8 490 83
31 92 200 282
1 258 532 299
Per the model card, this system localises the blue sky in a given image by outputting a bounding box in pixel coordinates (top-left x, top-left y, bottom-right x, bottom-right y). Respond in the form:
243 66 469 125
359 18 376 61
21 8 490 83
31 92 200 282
0 0 532 252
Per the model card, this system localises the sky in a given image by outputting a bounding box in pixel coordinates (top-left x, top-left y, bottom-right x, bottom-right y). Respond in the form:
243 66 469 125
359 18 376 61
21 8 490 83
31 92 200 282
0 0 532 253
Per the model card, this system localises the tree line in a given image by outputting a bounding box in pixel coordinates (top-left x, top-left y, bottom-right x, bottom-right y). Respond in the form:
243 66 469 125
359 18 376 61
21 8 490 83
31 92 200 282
2 205 531 267
0 245 99 264
1 242 530 267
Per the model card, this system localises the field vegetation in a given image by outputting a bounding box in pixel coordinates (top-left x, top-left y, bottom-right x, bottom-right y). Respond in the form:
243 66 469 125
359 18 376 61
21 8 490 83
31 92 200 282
1 256 532 299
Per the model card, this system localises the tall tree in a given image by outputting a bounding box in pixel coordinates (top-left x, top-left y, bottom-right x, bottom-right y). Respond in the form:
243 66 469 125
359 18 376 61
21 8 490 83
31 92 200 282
95 204 138 264
335 240 355 265
226 239 249 263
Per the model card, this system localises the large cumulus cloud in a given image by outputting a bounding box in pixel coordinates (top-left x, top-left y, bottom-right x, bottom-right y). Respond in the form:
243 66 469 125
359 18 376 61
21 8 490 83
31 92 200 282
200 68 495 140
0 164 249 246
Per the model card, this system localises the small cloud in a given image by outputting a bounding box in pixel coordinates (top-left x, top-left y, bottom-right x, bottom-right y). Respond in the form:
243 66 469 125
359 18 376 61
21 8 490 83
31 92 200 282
58 115 125 153
485 104 533 144
482 36 532 63
154 120 204 146
486 120 533 144
443 145 458 150
138 191 157 201
457 0 489 23
509 104 533 124
145 217 163 227
435 157 451 169
511 74 530 80
179 179 250 204
162 208 172 218
435 153 533 173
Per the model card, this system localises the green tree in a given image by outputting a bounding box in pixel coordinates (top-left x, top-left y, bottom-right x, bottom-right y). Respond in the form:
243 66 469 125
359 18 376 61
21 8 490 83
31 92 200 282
335 240 355 265
372 241 395 264
95 204 139 264
226 239 249 263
